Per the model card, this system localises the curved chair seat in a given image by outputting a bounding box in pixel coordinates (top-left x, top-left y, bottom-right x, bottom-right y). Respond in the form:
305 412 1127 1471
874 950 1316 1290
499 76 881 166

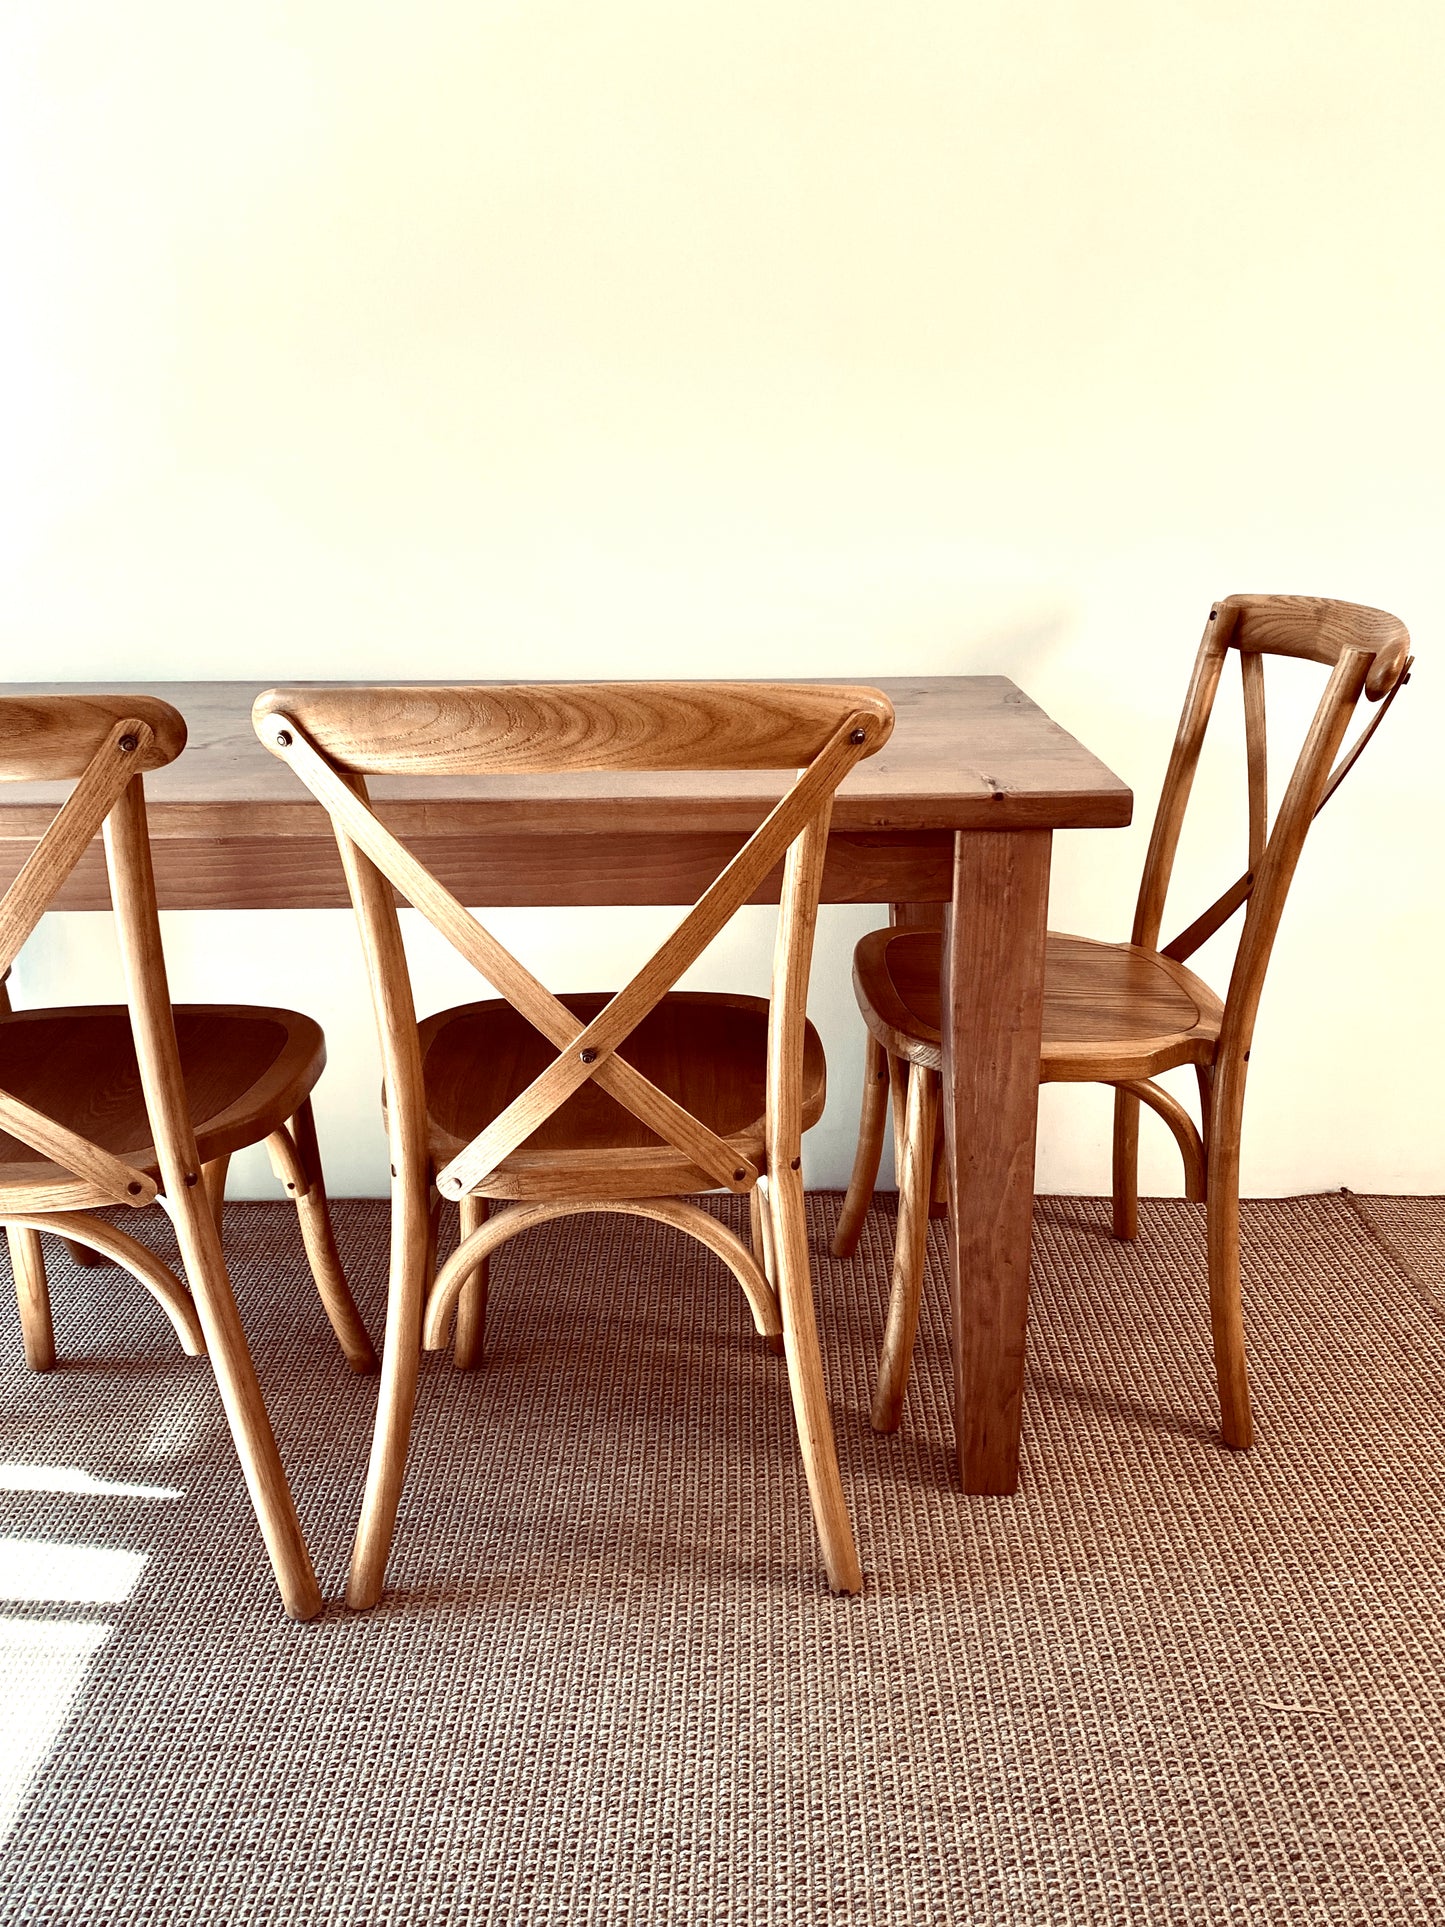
851 928 1223 1084
0 1004 328 1193
419 991 827 1202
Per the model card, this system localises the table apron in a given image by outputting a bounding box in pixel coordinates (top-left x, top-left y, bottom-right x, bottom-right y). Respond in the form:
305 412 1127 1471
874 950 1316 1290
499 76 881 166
0 829 959 911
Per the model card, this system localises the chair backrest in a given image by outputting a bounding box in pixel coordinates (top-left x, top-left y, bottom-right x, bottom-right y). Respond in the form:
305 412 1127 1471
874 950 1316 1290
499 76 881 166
254 682 894 1200
0 695 194 1212
1132 595 1413 1070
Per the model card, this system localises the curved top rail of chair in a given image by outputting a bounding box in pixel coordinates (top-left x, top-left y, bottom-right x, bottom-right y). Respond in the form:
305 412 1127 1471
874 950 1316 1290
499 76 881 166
252 682 894 776
0 695 187 781
1214 596 1411 701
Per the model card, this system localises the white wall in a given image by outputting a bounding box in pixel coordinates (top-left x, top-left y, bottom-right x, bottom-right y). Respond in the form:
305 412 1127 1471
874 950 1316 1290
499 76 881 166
3 2 1442 1199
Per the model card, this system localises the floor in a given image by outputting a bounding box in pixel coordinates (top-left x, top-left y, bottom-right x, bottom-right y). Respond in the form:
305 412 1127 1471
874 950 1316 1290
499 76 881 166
2 1191 1443 1925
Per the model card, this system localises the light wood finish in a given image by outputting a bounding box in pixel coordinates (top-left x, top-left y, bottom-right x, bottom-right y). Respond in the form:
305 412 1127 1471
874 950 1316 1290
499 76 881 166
0 694 186 780
426 1196 782 1349
256 718 768 1197
329 796 433 1611
284 1098 378 1375
762 797 862 1592
254 681 895 777
1 678 1129 912
829 1031 890 1260
262 681 890 1603
841 596 1413 1465
201 1153 231 1230
101 779 323 1619
3 676 1134 1502
3 1210 205 1355
0 696 380 1620
7 1224 53 1371
870 1062 938 1432
452 1193 488 1370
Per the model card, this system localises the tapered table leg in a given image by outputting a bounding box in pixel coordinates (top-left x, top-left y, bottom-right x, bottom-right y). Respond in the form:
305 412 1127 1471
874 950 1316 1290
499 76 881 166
941 829 1051 1494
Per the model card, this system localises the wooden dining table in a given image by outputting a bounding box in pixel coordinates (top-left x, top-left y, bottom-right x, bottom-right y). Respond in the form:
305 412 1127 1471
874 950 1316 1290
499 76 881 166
0 676 1131 1495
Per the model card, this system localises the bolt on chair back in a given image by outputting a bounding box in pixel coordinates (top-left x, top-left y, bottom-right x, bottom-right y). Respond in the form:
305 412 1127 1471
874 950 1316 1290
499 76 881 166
833 595 1413 1449
0 694 377 1621
255 680 894 1606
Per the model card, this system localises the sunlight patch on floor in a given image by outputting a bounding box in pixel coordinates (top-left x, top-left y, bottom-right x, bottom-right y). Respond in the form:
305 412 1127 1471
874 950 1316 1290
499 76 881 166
0 1464 183 1502
0 1617 112 1843
0 1539 147 1606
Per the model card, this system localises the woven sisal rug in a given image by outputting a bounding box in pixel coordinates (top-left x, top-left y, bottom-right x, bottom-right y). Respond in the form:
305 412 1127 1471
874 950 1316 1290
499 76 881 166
2 1192 1443 1925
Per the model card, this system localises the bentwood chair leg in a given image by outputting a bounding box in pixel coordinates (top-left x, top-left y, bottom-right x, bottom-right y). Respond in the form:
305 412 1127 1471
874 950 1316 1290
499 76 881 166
286 1101 378 1375
452 1194 489 1370
6 1225 55 1371
1205 1081 1253 1451
202 1154 231 1233
887 1052 909 1187
748 1186 767 1268
752 1178 778 1288
167 1174 323 1621
769 1165 862 1594
347 1155 432 1610
871 1065 938 1433
831 1032 890 1259
1111 1086 1140 1241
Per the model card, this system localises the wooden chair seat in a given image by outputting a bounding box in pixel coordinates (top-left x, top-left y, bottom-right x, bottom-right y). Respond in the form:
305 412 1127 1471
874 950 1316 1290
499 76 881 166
852 928 1223 1083
0 1004 327 1191
418 991 826 1202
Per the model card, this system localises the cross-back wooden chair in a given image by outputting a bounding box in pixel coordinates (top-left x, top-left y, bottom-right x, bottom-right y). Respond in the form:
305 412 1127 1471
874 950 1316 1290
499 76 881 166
832 596 1413 1450
255 680 894 1607
0 694 377 1621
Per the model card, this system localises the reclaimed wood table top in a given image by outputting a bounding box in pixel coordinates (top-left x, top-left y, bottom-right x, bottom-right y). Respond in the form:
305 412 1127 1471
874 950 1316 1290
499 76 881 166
0 677 1131 907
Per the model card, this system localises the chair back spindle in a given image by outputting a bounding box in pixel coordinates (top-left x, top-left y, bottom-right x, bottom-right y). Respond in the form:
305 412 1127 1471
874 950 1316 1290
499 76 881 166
1132 595 1412 1080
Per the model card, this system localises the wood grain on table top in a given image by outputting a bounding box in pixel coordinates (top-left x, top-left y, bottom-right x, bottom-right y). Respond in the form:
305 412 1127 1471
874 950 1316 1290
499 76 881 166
0 677 1131 836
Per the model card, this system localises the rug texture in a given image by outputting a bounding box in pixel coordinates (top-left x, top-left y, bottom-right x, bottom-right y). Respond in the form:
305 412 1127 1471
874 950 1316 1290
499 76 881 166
1 1192 1443 1926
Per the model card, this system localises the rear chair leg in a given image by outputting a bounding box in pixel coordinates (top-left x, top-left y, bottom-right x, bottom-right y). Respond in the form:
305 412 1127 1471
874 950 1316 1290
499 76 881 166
1111 1086 1140 1240
62 1238 108 1269
202 1153 231 1233
831 1032 890 1259
270 1101 378 1374
6 1225 55 1371
871 1065 938 1432
452 1194 489 1369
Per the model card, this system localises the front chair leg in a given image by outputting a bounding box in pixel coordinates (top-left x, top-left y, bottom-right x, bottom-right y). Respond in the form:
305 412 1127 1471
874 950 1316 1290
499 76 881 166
1111 1086 1140 1240
166 1169 322 1621
452 1194 489 1369
1205 1076 1253 1450
769 1165 862 1594
871 1064 938 1432
831 1032 890 1260
6 1225 55 1371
